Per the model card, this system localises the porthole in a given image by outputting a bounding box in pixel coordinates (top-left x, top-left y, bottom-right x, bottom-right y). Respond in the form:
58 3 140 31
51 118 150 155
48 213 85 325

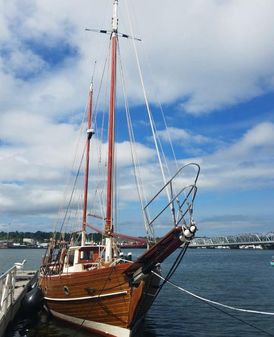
63 286 70 295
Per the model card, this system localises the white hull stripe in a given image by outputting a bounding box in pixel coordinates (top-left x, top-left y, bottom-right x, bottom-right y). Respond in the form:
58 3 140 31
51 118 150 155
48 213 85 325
45 290 127 302
51 309 131 337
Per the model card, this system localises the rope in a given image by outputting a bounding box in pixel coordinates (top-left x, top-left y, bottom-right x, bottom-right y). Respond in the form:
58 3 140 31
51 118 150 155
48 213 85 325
117 41 154 241
124 0 171 204
59 144 86 233
152 243 189 304
152 271 274 316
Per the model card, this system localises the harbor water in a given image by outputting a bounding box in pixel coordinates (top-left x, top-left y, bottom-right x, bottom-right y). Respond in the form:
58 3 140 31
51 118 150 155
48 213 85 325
1 248 274 337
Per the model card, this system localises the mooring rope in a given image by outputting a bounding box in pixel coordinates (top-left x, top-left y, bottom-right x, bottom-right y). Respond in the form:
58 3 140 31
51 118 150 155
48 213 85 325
152 271 274 316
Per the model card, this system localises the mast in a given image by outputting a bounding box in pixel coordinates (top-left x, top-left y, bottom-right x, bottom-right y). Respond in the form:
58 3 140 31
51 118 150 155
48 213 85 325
81 82 94 247
105 0 118 237
104 0 118 261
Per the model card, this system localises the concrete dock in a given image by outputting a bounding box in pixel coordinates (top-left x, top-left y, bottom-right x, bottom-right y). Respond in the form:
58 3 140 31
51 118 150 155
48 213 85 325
0 264 37 337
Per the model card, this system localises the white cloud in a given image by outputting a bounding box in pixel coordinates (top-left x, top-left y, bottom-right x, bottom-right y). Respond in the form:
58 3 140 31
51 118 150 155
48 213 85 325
157 127 213 145
1 0 274 116
0 0 273 233
210 122 274 162
197 122 274 190
129 0 274 113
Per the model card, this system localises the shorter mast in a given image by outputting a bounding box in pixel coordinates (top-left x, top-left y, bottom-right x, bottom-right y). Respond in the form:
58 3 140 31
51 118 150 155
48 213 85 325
81 82 94 247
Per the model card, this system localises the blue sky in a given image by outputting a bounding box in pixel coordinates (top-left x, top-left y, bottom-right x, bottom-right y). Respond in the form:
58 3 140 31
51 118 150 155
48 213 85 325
0 0 274 237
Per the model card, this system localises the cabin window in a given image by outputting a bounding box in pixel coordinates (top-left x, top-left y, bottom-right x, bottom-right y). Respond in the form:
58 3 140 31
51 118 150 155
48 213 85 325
80 249 93 261
68 251 74 266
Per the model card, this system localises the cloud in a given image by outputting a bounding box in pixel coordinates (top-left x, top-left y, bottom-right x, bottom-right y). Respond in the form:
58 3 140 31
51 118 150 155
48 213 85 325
157 127 208 143
1 1 274 116
197 213 273 236
0 1 273 234
196 122 274 190
128 0 274 113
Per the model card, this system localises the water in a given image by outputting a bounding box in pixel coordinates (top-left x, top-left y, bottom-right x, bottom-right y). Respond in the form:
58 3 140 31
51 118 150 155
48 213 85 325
1 248 274 337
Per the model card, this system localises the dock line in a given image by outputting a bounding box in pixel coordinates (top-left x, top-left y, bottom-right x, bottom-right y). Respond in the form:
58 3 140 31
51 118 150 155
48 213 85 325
152 271 274 316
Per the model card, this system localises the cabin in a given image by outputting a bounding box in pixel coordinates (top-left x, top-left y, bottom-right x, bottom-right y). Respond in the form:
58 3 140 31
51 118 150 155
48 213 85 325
63 245 103 272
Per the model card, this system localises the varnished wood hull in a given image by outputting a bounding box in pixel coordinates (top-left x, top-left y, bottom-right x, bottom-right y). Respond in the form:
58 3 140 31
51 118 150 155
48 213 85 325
39 263 160 336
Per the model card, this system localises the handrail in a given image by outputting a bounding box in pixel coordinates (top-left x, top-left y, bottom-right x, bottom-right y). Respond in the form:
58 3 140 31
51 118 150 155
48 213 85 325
144 163 200 210
144 163 200 228
0 264 18 316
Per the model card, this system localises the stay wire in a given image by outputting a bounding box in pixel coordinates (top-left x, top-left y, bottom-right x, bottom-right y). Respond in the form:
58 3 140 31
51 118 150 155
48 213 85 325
117 40 154 241
59 144 86 233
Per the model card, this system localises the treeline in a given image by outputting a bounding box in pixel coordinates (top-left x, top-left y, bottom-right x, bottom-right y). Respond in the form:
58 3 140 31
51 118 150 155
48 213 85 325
0 231 102 243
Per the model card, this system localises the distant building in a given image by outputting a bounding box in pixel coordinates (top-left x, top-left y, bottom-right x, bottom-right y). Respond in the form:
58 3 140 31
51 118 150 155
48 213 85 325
0 240 8 248
23 238 35 245
37 242 48 248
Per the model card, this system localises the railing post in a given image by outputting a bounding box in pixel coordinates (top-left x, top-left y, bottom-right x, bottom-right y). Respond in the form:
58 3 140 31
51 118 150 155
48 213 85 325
11 267 16 304
0 277 3 312
1 272 10 314
0 265 17 316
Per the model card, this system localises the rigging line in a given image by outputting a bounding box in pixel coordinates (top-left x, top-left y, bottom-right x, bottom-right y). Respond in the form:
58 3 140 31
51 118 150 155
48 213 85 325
88 40 111 221
93 53 109 125
132 2 179 172
153 271 274 317
205 302 274 337
159 104 179 170
124 1 167 187
124 0 178 172
151 114 172 180
153 243 189 304
125 1 177 225
152 272 274 337
117 41 154 241
59 143 86 233
98 41 113 219
55 129 87 233
54 103 87 234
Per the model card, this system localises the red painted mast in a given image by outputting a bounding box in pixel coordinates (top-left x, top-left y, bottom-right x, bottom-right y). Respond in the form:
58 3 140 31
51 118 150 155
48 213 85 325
105 0 118 237
81 83 94 246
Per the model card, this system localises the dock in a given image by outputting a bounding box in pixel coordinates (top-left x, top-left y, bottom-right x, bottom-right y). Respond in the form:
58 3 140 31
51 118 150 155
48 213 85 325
0 263 37 337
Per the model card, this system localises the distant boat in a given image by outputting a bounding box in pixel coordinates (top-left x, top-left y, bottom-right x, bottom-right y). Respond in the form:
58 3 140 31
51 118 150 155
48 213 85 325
38 1 200 336
271 257 274 266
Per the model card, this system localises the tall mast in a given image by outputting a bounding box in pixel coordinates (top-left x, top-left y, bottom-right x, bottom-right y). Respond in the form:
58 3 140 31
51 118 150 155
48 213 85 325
105 0 118 237
81 82 94 246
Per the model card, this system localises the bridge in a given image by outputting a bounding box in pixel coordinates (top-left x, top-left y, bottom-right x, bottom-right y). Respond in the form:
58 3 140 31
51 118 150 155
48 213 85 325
190 232 274 249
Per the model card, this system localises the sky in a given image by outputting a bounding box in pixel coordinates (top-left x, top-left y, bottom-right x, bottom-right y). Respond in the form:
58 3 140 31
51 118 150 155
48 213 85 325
0 0 274 237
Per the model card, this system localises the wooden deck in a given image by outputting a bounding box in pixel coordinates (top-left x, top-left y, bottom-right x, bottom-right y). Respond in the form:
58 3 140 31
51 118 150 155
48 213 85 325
0 266 37 337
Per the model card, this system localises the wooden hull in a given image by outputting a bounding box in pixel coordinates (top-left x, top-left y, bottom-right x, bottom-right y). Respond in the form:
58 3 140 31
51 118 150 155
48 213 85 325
39 263 160 336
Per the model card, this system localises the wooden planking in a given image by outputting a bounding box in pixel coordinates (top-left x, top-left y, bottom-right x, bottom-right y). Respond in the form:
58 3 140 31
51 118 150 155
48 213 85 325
40 264 132 328
40 263 130 299
39 262 161 331
48 294 130 327
129 269 160 328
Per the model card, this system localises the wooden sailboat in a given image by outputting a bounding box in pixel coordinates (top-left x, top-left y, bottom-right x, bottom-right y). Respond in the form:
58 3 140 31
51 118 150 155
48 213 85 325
38 1 200 336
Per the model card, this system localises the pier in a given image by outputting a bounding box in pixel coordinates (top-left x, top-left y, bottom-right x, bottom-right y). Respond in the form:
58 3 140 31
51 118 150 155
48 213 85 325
0 263 37 337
